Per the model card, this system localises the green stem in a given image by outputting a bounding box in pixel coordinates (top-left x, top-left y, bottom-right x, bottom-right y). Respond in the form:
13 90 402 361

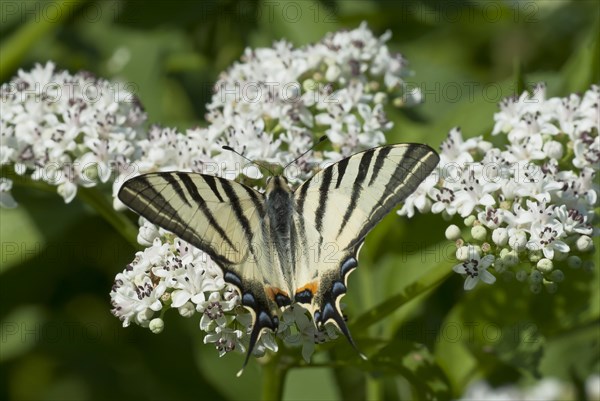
365 375 384 401
6 169 139 246
77 186 139 245
351 259 454 332
261 355 287 401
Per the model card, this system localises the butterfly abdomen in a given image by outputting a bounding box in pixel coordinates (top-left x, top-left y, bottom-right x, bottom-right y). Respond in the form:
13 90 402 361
265 176 296 285
266 177 293 238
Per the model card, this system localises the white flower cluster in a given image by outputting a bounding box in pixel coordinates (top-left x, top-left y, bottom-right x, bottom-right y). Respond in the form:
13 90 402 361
399 84 599 292
459 375 600 401
0 62 147 206
109 22 410 361
206 21 419 181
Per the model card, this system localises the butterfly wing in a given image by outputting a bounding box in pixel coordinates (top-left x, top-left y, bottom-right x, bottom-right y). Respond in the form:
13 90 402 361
292 144 440 351
118 172 286 368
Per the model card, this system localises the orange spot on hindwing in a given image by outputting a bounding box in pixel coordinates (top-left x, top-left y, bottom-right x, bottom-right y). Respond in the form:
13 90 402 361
294 281 318 304
265 286 291 308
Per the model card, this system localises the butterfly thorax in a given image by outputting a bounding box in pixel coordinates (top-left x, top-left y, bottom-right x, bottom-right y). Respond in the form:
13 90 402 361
264 176 295 289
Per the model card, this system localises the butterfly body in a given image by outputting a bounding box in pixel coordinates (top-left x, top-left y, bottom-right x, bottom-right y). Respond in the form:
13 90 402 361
118 143 439 369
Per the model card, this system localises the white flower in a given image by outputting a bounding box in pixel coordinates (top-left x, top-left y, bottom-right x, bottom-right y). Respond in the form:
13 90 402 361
439 127 485 165
452 247 496 290
204 326 245 357
451 164 500 217
553 205 593 235
526 222 570 259
197 292 234 331
503 200 555 230
477 207 504 229
429 187 457 215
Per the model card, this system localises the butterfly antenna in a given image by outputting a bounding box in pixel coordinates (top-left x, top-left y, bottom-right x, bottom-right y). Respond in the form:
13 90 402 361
283 135 328 171
222 146 274 176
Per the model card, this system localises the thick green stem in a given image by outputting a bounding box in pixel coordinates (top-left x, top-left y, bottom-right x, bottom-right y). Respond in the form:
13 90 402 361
261 356 287 401
76 186 140 246
7 169 139 246
351 259 454 332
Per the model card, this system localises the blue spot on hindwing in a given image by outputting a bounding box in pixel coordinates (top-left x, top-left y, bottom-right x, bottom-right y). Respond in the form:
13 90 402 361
242 292 256 308
340 257 358 277
332 281 347 297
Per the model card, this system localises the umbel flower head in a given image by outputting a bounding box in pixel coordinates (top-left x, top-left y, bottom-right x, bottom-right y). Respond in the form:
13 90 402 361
0 61 147 206
399 83 599 292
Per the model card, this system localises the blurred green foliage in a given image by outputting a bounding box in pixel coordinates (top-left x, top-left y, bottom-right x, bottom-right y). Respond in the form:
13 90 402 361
1 1 598 400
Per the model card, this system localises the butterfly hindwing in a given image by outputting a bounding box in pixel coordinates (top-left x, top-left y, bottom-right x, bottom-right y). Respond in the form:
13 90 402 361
291 144 440 348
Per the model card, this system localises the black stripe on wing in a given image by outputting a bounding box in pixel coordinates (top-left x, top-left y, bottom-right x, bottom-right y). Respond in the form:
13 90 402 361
219 179 257 257
119 174 185 231
353 144 439 246
336 148 376 237
176 173 236 250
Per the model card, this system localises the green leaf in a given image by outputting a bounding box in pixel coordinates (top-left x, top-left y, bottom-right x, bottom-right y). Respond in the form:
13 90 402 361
0 0 88 81
560 19 600 93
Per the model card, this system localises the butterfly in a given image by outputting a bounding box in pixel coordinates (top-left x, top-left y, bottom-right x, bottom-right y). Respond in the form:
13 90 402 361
118 143 439 371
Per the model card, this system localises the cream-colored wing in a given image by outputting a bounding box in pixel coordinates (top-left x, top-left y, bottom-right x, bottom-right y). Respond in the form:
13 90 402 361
292 144 440 351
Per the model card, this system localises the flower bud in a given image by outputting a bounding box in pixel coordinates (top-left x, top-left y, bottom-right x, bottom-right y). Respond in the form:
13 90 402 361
536 258 553 274
445 224 461 241
149 318 164 334
374 92 388 104
550 269 564 283
456 246 471 261
528 249 543 263
178 302 195 318
576 235 594 252
582 260 595 272
529 270 543 284
464 215 476 227
543 140 563 159
508 230 527 251
325 64 341 81
492 228 508 246
567 255 582 269
529 282 542 294
502 250 520 267
302 79 317 92
516 270 528 282
471 225 487 242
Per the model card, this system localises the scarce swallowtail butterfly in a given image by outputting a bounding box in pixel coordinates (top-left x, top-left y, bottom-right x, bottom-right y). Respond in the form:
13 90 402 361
118 143 439 372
